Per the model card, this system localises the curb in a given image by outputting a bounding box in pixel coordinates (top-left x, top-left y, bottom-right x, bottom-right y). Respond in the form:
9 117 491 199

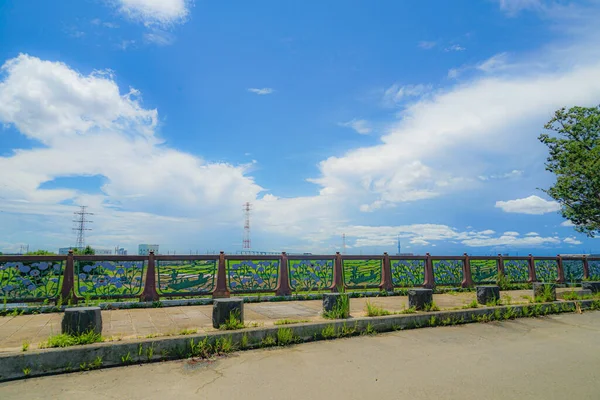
0 300 595 382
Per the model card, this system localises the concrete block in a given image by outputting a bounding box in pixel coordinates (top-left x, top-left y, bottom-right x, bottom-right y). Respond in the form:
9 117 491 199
533 283 556 301
212 298 244 329
61 307 102 335
582 281 600 294
322 293 349 315
408 289 433 310
476 286 500 305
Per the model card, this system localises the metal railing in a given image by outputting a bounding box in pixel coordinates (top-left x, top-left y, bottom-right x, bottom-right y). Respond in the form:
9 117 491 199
1 251 599 304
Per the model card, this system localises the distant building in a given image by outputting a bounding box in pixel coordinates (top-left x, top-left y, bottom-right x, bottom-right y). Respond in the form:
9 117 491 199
115 248 127 255
398 253 414 256
138 244 159 255
94 249 112 255
58 247 73 255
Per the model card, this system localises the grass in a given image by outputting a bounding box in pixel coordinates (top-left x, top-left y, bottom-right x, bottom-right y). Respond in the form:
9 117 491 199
219 310 245 330
23 367 31 377
274 319 310 326
423 301 440 312
277 327 298 345
365 301 391 317
80 356 103 371
22 340 29 352
363 322 377 335
502 294 512 305
240 333 249 349
261 335 277 347
535 285 556 303
399 306 417 314
323 294 350 319
214 337 235 354
39 330 103 349
463 299 479 309
339 322 358 337
121 352 133 364
321 324 337 339
485 298 502 307
178 328 198 335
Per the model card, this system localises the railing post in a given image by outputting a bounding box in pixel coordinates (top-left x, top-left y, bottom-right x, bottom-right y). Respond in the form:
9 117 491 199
380 252 394 292
140 251 159 302
330 252 344 292
583 255 590 280
212 251 230 298
275 252 292 296
59 250 77 305
497 254 505 276
461 253 474 288
556 254 565 284
528 254 537 283
423 253 434 289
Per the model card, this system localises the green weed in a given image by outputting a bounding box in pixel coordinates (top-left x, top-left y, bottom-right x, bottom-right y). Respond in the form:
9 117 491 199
363 322 377 335
22 367 31 376
178 328 198 335
274 319 310 326
146 344 154 361
338 322 357 337
502 294 512 305
323 295 350 319
399 306 417 314
423 302 440 312
261 335 277 347
321 324 337 339
428 316 437 326
39 330 103 349
240 333 249 349
219 310 245 330
277 327 297 345
365 301 391 317
486 298 501 307
22 340 29 352
121 352 133 364
496 272 511 291
463 299 479 309
215 336 235 354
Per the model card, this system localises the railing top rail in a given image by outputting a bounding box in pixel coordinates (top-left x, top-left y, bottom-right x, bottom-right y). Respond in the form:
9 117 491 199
388 255 427 260
155 255 220 261
225 255 282 261
429 256 465 261
286 255 336 260
73 255 148 262
588 257 600 261
0 255 67 262
533 256 558 261
340 255 384 261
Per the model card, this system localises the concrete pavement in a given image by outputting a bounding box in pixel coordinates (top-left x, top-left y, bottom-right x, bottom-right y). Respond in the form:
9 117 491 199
0 290 537 352
1 311 599 399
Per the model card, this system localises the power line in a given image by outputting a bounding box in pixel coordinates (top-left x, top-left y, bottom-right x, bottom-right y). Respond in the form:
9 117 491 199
73 206 93 250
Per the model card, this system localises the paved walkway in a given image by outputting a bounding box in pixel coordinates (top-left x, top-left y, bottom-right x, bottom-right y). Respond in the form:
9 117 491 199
0 290 535 352
2 311 599 399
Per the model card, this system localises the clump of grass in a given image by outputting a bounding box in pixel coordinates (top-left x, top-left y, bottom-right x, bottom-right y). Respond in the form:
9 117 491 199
121 352 133 364
190 337 212 358
80 356 103 371
363 322 376 335
502 294 512 305
365 301 391 317
399 306 417 314
321 324 337 339
485 298 501 307
261 335 277 347
521 295 534 303
39 330 103 349
219 310 245 330
276 327 297 346
463 299 479 309
338 322 357 337
22 367 31 376
214 336 234 354
22 340 30 352
423 302 440 312
178 328 198 335
274 319 310 326
496 272 511 291
240 333 249 349
145 333 161 339
535 285 556 303
323 294 350 319
562 291 585 301
428 316 437 326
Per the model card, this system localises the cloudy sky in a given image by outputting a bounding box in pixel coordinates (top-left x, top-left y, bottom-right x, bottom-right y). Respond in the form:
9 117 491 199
0 0 599 255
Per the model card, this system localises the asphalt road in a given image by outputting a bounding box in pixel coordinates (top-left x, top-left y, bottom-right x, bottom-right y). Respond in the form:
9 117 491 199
1 312 600 400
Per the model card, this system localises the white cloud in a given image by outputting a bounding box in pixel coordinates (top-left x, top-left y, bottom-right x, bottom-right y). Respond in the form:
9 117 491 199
561 220 575 227
418 41 436 49
144 29 175 46
445 44 466 52
462 234 560 247
503 231 520 236
382 83 432 107
497 0 543 15
479 230 496 235
247 88 274 95
495 195 561 215
112 0 190 26
564 237 582 245
339 119 371 135
478 169 523 181
525 232 539 236
0 54 262 247
477 52 510 73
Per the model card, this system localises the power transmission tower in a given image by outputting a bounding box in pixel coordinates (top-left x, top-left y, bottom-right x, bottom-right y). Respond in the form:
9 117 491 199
73 206 93 250
243 202 252 250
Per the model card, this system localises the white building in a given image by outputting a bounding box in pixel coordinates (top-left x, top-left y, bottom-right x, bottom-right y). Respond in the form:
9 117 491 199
94 249 113 255
138 244 159 255
115 248 127 255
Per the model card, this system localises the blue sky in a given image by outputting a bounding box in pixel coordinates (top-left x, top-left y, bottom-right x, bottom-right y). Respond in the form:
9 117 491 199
0 0 599 255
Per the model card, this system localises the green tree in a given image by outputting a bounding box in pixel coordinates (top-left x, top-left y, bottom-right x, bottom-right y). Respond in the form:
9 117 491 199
25 250 56 255
73 246 95 255
539 106 600 237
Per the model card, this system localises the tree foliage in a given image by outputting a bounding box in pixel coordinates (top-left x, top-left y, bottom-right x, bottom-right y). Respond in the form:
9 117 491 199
72 246 95 255
539 106 600 237
25 250 56 255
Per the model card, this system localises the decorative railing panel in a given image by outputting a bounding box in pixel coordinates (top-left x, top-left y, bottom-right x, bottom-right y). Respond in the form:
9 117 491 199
342 259 382 288
470 260 497 284
562 260 584 283
589 259 600 280
390 259 425 287
0 260 63 301
157 260 217 295
226 260 279 292
503 259 530 283
534 260 558 282
433 260 463 286
76 260 145 298
289 259 333 291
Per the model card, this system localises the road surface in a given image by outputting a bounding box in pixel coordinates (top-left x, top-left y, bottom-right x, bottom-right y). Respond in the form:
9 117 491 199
1 311 600 399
